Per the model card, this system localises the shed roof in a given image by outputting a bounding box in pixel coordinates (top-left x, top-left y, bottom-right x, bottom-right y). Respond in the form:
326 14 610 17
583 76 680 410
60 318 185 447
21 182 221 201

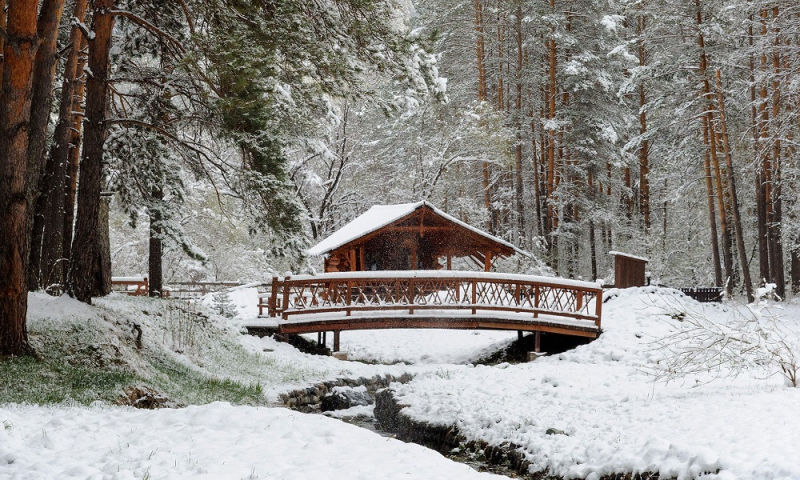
307 201 530 257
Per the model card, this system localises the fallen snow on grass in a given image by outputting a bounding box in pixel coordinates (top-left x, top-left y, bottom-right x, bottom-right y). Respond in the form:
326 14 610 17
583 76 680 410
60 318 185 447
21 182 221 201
390 288 800 479
0 402 502 480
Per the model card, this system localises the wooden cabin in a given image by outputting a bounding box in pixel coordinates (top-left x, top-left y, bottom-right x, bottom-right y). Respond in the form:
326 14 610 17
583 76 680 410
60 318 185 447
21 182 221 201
308 201 529 272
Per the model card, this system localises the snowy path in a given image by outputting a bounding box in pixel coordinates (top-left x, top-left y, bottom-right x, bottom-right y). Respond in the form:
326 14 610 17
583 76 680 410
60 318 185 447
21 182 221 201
0 402 502 479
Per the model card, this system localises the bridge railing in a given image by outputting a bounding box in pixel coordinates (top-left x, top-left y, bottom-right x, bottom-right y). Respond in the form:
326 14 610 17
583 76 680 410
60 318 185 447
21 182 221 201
258 271 602 328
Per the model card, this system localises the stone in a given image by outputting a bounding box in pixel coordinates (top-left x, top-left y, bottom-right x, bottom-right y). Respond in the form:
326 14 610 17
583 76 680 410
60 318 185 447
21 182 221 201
332 351 348 360
527 351 547 362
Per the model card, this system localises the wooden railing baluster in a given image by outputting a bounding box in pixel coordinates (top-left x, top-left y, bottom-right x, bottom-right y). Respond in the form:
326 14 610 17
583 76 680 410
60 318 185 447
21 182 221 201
266 272 602 334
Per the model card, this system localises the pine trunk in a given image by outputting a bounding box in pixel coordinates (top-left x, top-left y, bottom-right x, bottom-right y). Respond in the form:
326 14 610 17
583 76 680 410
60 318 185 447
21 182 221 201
34 0 88 292
757 11 771 286
0 0 39 356
546 0 557 259
25 0 67 291
149 189 164 297
637 15 650 231
715 69 754 302
514 3 524 241
67 0 115 303
768 6 785 298
62 35 89 282
696 0 722 287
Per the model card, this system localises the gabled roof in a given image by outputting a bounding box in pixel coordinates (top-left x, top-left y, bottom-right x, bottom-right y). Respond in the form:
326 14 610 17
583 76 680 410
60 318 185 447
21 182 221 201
307 201 530 257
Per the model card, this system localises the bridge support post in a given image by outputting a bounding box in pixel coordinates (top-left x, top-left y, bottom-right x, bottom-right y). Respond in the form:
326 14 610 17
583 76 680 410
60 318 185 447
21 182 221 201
518 331 523 341
535 331 541 353
333 331 340 352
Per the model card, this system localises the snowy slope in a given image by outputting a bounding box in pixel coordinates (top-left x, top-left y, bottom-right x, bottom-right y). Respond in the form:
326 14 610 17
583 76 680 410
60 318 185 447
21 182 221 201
390 288 800 479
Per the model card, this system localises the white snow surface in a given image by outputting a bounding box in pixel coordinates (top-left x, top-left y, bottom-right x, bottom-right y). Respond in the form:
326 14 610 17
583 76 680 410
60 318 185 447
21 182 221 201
314 328 518 364
11 288 800 479
306 201 530 257
608 250 649 263
389 287 800 479
0 402 501 480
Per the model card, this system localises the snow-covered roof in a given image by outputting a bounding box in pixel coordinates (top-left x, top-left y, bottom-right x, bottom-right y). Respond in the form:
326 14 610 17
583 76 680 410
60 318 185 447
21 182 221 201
307 201 530 257
608 251 649 262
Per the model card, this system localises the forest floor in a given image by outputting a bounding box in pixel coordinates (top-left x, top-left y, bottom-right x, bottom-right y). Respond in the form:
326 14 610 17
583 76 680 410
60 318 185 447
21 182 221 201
1 288 799 479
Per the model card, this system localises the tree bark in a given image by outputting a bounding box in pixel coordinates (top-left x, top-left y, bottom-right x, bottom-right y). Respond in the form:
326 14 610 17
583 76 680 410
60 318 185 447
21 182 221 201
514 2 524 242
34 0 88 292
62 35 89 282
715 69 754 302
545 0 557 262
0 0 39 356
67 0 115 304
768 6 785 298
702 115 723 287
148 189 164 297
696 0 722 287
474 0 493 233
25 0 67 291
637 14 650 232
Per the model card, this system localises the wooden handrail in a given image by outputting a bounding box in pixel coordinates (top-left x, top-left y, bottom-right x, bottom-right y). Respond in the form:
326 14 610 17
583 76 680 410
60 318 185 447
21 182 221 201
258 271 602 329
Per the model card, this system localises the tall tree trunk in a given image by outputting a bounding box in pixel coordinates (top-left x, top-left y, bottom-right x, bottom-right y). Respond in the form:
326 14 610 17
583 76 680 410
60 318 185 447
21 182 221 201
514 2 524 242
531 107 543 237
25 0 67 291
768 6 785 298
757 10 772 287
545 0 557 264
474 0 493 233
637 14 650 232
35 0 88 292
696 0 722 287
0 1 6 81
67 0 115 303
149 189 164 297
709 111 734 291
0 0 39 356
96 192 112 296
715 69 754 302
702 115 723 287
62 35 89 282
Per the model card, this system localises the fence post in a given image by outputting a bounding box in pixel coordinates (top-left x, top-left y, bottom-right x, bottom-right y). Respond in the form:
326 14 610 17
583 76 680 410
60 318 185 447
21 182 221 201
534 285 540 318
594 288 602 329
346 280 352 317
471 279 477 315
269 276 279 317
576 290 583 311
409 277 415 314
281 275 291 320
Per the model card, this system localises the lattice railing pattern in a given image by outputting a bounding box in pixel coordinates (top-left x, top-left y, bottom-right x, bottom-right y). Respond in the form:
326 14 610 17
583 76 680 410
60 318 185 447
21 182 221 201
260 273 602 327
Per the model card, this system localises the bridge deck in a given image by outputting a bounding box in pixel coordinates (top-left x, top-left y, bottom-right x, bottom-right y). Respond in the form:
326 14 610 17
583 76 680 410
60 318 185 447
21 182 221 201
248 271 603 343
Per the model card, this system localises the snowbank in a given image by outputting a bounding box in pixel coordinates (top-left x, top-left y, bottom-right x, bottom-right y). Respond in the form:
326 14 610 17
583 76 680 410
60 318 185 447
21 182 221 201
0 402 502 479
389 288 800 479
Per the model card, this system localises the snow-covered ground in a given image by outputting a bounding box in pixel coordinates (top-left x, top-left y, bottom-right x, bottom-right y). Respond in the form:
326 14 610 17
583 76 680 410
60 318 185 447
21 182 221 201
5 288 800 479
1 291 506 479
390 287 800 479
0 402 501 480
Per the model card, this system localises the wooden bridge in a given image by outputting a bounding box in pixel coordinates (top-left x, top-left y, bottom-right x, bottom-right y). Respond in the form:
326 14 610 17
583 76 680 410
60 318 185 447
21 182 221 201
249 271 603 352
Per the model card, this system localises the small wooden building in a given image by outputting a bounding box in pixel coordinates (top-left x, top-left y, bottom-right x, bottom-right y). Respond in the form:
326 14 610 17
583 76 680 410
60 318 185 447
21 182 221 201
610 251 649 288
308 201 529 272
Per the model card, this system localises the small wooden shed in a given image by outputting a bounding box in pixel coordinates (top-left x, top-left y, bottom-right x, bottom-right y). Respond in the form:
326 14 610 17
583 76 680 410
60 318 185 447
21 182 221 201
610 251 649 288
308 201 529 272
